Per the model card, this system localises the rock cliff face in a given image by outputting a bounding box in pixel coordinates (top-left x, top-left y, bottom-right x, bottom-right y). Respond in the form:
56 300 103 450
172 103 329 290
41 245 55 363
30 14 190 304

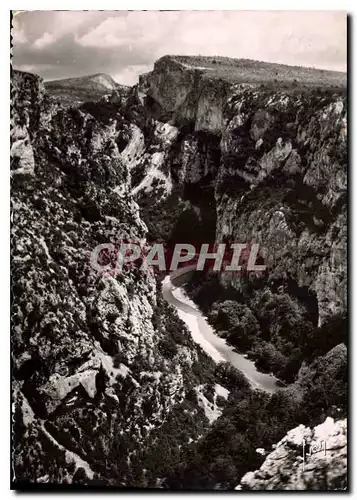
237 417 347 490
11 70 218 485
140 56 229 133
215 90 346 327
136 56 347 328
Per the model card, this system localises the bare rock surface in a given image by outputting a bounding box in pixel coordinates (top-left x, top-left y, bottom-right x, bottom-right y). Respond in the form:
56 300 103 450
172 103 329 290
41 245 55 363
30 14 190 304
238 417 347 490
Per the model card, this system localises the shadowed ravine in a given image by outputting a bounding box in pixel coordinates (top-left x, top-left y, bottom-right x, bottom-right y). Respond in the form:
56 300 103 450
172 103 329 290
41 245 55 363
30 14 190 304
162 267 278 393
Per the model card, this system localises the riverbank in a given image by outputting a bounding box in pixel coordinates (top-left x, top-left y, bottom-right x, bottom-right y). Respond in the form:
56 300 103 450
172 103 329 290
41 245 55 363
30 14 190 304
162 275 277 393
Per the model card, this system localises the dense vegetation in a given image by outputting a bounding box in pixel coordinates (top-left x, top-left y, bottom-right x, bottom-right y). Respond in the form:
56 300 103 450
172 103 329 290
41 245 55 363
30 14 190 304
136 268 346 490
185 271 347 384
165 345 347 490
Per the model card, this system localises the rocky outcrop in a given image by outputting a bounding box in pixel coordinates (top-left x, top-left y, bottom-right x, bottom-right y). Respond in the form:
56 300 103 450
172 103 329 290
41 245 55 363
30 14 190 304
139 56 230 133
11 70 217 485
11 71 44 176
237 417 347 490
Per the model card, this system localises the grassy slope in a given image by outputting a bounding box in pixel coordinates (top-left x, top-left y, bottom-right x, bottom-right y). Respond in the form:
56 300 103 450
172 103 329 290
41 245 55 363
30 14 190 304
167 55 346 89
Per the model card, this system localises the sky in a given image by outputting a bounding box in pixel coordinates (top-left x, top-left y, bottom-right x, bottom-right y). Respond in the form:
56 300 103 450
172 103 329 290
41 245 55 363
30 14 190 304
11 10 347 86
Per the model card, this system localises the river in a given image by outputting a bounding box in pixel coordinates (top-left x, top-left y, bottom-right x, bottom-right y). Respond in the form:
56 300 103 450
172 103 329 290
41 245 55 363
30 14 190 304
162 269 277 393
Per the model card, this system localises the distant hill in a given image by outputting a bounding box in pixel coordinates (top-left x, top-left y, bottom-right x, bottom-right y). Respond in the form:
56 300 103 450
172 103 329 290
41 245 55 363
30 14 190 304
44 73 129 106
156 55 347 89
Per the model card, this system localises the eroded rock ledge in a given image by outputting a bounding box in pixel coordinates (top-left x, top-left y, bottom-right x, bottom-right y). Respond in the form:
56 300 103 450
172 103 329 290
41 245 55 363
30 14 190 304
237 417 347 491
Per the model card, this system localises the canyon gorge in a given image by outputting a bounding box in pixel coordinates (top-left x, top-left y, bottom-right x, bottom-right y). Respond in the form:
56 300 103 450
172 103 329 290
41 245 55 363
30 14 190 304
11 55 347 489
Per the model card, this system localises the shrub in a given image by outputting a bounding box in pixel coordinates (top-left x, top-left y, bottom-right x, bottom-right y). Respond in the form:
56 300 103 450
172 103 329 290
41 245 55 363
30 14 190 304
158 337 178 359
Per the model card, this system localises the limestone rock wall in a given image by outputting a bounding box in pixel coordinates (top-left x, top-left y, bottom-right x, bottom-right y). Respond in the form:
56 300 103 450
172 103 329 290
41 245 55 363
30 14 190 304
11 70 214 485
139 58 347 326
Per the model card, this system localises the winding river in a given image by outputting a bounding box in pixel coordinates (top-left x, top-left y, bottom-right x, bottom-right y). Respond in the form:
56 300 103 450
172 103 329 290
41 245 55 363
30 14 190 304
162 267 277 393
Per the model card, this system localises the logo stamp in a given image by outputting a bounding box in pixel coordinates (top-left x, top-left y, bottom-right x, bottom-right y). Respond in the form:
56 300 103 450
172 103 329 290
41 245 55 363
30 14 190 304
302 439 327 471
